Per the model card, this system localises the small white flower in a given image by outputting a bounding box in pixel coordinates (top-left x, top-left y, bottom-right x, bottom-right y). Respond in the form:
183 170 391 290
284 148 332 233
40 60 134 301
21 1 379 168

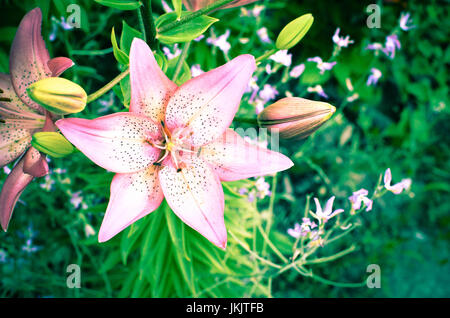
311 196 344 223
257 27 271 44
270 50 292 67
384 168 412 194
399 12 416 31
190 64 204 78
307 56 336 74
289 64 305 78
332 28 354 48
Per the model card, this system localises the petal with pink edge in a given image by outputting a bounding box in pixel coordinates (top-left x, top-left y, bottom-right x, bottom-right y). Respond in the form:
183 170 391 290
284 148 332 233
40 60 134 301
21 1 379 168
47 57 74 77
159 157 227 249
23 146 49 177
98 165 163 242
10 8 51 113
0 157 34 231
201 129 293 181
0 73 45 119
165 54 256 146
0 123 32 167
56 113 162 173
129 38 177 123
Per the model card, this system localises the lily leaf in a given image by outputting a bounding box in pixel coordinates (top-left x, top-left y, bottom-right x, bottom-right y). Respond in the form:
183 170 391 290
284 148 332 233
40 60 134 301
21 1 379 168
111 27 129 65
120 21 143 55
94 0 142 10
156 11 218 44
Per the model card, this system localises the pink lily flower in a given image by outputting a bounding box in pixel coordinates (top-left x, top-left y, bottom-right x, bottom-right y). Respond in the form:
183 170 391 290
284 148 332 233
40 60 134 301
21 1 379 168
57 38 293 249
0 8 73 230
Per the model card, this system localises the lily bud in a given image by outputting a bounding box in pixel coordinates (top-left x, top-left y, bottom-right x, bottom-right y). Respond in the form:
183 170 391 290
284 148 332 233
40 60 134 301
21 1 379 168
31 132 75 158
27 77 87 115
257 97 336 140
275 14 314 50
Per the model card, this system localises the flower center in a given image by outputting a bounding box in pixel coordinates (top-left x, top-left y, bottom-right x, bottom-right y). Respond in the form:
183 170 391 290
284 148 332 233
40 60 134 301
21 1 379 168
152 123 195 171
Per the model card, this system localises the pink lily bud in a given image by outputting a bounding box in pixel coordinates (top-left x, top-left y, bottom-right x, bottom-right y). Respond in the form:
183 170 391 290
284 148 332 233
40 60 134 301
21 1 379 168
257 97 336 140
182 0 258 11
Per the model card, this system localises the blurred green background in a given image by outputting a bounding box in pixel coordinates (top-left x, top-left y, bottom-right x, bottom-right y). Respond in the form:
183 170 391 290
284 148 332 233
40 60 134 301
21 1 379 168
0 0 449 297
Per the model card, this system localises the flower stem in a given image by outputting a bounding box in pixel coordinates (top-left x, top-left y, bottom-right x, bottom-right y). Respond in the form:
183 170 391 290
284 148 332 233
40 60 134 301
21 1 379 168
157 0 237 34
255 48 278 64
233 116 259 125
140 0 157 48
172 41 191 82
87 68 130 104
304 244 357 265
309 273 366 288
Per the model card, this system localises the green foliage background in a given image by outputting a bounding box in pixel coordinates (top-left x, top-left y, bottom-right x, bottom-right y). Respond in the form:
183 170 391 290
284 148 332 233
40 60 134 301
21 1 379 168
0 0 449 297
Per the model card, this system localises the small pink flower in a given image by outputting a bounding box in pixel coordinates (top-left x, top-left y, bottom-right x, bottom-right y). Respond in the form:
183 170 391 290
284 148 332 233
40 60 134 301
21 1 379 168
332 28 354 48
311 196 344 223
384 168 412 194
399 12 416 31
367 68 382 86
257 27 271 44
0 8 73 231
307 85 328 99
57 39 293 249
307 57 336 74
382 34 401 59
289 64 305 78
348 189 373 212
270 50 292 67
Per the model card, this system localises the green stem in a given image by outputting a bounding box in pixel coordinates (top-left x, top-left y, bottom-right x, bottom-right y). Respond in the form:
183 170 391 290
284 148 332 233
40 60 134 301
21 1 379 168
309 273 366 288
87 68 130 103
140 0 157 48
262 173 277 256
304 244 357 265
257 223 288 264
234 116 259 125
137 6 147 41
255 48 278 64
71 48 113 56
229 231 282 269
157 0 236 34
172 41 191 82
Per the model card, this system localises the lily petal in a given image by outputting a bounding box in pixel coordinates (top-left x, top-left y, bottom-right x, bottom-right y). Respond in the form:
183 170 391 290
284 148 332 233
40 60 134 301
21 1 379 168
56 113 162 173
0 73 44 119
47 57 74 77
98 165 164 242
0 123 32 167
23 146 49 177
10 8 51 113
129 38 177 123
0 157 33 231
201 129 293 181
165 54 256 146
158 157 227 249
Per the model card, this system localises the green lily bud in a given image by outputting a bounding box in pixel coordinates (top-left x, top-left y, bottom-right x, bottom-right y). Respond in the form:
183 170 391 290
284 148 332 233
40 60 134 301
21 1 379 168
31 132 75 158
27 77 87 115
257 97 335 140
275 13 314 50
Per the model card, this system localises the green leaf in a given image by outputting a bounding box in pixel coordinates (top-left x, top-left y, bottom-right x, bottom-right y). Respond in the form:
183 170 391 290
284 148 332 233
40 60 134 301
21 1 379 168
156 12 218 44
94 0 142 10
172 0 182 19
111 27 129 65
120 74 131 108
166 55 192 85
120 21 143 55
